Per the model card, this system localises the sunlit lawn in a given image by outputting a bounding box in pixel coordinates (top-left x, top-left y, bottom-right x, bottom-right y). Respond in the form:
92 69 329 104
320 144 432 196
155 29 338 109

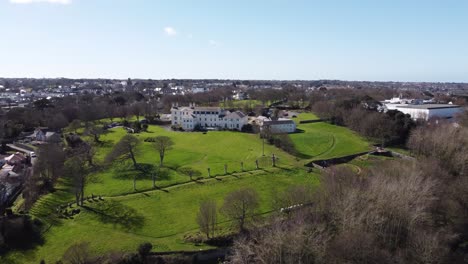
85 125 299 196
289 114 372 160
9 169 318 264
6 112 376 263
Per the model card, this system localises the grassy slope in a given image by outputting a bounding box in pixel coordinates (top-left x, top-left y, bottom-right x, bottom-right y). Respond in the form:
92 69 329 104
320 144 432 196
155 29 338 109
7 112 374 263
10 169 317 264
220 99 265 108
289 115 371 160
292 112 320 122
86 125 298 196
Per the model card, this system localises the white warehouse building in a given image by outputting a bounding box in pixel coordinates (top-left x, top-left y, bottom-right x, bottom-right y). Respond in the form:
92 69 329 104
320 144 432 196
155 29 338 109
171 105 248 131
386 104 463 121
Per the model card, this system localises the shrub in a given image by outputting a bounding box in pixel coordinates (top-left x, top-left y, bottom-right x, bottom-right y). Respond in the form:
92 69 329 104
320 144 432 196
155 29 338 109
137 242 152 257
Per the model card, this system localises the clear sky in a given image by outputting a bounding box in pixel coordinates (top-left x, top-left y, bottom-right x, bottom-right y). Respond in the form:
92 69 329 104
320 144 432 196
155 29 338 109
1 0 468 81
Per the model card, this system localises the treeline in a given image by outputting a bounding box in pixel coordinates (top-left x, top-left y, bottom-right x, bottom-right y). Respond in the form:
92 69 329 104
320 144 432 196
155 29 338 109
309 89 416 146
228 122 468 263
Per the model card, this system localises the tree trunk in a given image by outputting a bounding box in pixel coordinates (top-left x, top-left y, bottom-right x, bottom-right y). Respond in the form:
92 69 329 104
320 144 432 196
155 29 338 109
75 192 80 206
160 152 164 167
129 150 138 170
80 178 85 206
152 172 156 188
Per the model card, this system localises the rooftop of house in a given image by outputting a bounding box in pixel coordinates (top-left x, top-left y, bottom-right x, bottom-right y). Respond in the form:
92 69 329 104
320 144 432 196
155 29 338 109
172 106 222 112
224 111 246 119
4 153 26 163
396 104 461 110
45 132 57 137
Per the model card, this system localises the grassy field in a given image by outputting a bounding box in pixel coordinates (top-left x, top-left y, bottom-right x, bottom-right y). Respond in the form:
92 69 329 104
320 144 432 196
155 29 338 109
292 112 320 122
219 99 265 109
83 125 299 196
8 169 317 264
289 119 372 160
6 112 375 263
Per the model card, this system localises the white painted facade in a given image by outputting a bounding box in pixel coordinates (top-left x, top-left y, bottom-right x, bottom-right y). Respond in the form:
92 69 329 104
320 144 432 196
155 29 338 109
263 118 297 134
385 104 463 121
171 106 248 131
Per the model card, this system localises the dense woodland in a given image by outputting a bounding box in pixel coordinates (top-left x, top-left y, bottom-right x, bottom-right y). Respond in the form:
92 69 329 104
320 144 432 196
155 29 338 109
229 121 468 263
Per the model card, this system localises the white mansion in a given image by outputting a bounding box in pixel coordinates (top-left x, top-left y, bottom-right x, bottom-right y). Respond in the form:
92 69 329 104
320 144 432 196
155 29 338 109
171 105 248 131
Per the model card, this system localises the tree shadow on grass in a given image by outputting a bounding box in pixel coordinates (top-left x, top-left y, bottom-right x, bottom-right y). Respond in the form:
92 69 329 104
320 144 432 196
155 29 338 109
112 163 171 182
0 216 45 254
294 152 313 159
83 200 144 231
97 139 115 149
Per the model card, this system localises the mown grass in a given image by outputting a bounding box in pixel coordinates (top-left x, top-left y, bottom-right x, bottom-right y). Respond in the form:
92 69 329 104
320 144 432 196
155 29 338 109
289 115 372 160
9 169 317 264
292 112 320 122
7 112 374 263
86 125 298 196
220 99 265 108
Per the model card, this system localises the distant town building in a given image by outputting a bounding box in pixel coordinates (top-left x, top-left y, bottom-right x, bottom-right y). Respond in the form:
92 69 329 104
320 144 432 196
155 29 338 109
26 128 61 143
191 87 209 94
385 104 462 120
233 91 248 100
171 104 248 131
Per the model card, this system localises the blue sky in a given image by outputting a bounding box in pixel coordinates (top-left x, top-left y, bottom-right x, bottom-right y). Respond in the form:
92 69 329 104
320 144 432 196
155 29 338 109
1 0 468 81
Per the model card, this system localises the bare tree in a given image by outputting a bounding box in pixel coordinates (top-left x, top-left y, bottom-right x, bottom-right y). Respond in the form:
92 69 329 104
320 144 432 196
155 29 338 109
179 167 201 181
131 102 146 121
85 122 104 143
408 124 468 176
456 109 468 128
61 242 91 264
152 136 174 167
228 157 453 263
106 135 140 190
221 188 259 231
229 214 329 264
69 119 81 134
197 200 217 239
65 154 88 206
34 143 66 191
273 184 314 211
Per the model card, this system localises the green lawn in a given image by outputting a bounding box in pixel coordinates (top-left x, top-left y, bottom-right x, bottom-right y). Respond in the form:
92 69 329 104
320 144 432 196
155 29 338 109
8 169 317 264
220 99 265 109
85 125 298 196
292 112 320 122
289 116 372 160
6 112 375 263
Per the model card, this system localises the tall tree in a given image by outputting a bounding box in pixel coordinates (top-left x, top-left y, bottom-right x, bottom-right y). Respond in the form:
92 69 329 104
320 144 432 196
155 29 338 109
221 188 259 231
85 122 104 143
34 143 66 190
152 136 174 166
106 135 141 190
197 200 217 239
64 154 88 206
61 242 91 264
69 119 81 134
